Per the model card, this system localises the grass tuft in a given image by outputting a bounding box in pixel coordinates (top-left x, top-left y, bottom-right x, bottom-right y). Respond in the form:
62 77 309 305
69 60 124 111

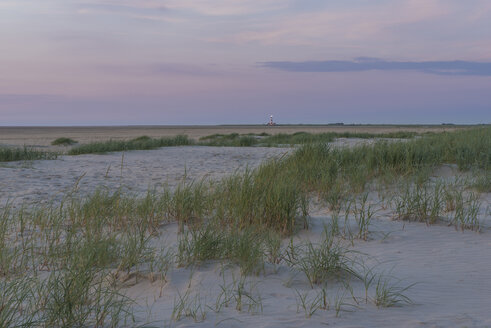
51 137 77 146
287 231 361 288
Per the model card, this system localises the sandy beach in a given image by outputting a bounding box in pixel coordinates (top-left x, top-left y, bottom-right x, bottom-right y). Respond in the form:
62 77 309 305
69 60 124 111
0 146 292 206
1 131 490 327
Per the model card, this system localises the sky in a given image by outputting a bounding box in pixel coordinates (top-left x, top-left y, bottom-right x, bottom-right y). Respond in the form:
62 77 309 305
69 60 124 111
1 0 490 125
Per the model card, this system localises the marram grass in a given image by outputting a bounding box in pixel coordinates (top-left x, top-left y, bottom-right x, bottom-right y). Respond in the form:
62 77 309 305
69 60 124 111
68 135 193 155
0 146 58 162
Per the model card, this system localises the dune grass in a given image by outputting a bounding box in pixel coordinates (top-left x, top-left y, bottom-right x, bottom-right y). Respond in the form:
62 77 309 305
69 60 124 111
51 137 77 146
199 130 419 147
278 126 490 195
65 130 419 155
212 166 308 234
0 146 58 162
471 171 491 193
374 275 416 308
287 233 361 288
177 223 266 275
68 135 193 155
199 133 260 147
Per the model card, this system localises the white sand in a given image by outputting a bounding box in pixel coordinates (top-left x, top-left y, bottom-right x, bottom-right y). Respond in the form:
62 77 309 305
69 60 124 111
0 146 291 206
132 220 491 328
1 144 491 327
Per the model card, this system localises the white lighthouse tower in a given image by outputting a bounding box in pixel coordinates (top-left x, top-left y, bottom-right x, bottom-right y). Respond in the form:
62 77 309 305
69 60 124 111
267 115 276 126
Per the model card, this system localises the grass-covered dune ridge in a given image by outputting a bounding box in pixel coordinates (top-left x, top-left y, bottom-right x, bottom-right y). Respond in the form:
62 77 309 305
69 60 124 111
68 135 192 155
67 130 422 154
246 126 490 217
199 130 418 146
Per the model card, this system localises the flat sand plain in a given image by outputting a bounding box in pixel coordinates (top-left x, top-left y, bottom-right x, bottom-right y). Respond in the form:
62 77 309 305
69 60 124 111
0 125 464 148
0 146 292 206
1 128 490 327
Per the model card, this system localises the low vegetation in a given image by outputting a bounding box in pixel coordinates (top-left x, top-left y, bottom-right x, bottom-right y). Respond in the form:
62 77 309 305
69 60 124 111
51 137 77 146
68 135 193 155
471 171 491 193
0 146 57 162
64 130 419 155
199 130 419 147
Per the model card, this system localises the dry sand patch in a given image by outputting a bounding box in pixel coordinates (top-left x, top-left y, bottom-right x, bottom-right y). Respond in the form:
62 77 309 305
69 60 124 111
0 146 291 206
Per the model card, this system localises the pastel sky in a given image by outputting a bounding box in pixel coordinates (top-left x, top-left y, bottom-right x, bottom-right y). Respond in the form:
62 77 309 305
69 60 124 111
1 0 491 125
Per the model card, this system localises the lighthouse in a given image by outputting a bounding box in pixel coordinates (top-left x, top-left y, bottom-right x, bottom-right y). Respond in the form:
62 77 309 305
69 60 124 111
267 115 276 126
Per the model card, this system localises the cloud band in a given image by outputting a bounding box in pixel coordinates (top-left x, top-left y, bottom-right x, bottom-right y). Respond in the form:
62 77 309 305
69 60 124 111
259 58 491 76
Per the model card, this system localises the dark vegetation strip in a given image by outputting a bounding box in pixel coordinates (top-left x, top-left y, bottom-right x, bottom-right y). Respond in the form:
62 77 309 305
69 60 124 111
51 137 77 146
67 131 419 155
0 146 57 162
198 131 419 147
68 135 193 155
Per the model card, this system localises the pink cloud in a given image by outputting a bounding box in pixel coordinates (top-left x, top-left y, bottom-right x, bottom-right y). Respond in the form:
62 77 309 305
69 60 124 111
206 0 489 61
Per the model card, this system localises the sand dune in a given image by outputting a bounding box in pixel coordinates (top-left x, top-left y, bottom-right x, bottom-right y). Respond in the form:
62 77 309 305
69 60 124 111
1 140 490 327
